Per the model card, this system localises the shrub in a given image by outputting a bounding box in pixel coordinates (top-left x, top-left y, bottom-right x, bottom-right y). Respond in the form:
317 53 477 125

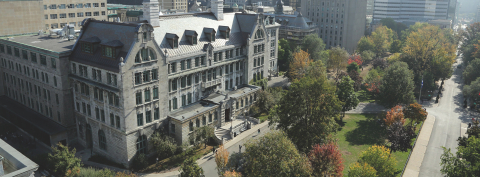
131 153 148 171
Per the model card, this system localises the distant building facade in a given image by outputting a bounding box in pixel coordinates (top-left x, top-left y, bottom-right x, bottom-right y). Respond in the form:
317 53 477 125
276 13 317 45
301 0 367 52
0 0 44 37
43 0 108 30
373 0 449 25
159 0 189 12
476 5 480 23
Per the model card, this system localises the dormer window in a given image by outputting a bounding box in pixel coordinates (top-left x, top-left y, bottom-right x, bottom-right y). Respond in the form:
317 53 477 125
219 26 230 39
100 40 123 59
185 30 198 45
254 30 265 39
166 33 179 49
80 36 101 54
204 28 216 42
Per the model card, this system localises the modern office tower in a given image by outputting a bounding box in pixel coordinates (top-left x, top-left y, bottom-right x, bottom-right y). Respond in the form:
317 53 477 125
373 0 449 25
43 0 108 30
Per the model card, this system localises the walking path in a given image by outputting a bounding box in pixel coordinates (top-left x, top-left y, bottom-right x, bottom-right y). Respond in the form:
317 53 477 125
402 114 436 177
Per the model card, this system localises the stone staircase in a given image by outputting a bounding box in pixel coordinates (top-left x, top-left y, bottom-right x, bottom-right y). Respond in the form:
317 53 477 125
214 127 232 144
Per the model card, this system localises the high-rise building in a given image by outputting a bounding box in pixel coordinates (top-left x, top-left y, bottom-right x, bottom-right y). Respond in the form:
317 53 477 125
476 4 480 23
301 0 367 52
159 0 189 12
0 0 44 37
373 0 449 25
42 0 108 30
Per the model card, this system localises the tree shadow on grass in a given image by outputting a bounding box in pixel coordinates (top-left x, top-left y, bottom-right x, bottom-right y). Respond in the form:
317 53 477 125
345 118 386 146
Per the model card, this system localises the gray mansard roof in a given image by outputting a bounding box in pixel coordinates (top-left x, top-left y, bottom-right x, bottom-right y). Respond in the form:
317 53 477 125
71 20 139 72
154 12 260 57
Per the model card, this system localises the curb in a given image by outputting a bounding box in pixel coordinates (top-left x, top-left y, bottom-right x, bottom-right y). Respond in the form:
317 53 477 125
401 114 436 177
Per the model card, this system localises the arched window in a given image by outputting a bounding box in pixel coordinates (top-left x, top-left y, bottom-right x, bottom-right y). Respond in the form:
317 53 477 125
136 135 147 154
98 130 107 150
134 48 156 63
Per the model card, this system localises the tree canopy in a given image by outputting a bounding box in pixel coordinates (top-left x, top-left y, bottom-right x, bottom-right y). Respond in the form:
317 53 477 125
358 145 397 177
337 76 360 115
371 26 395 56
179 158 204 177
308 142 344 177
441 136 480 177
289 49 312 80
357 36 375 53
463 58 480 85
301 34 326 61
378 62 415 107
327 47 349 79
270 71 342 152
47 143 82 177
243 131 312 176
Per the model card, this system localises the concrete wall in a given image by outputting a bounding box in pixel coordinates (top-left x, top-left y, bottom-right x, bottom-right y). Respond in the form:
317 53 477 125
0 0 44 36
345 0 367 52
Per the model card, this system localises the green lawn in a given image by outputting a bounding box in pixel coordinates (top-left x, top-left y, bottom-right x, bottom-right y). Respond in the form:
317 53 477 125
337 114 421 176
258 113 268 123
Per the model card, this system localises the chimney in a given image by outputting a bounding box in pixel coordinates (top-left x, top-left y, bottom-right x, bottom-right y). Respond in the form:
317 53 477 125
142 0 160 27
211 0 224 21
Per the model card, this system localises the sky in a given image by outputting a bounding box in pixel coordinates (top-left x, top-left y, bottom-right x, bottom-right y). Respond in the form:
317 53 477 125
458 0 479 14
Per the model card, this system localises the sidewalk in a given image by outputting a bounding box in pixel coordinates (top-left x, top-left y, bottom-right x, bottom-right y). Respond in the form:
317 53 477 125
140 121 271 177
402 114 436 177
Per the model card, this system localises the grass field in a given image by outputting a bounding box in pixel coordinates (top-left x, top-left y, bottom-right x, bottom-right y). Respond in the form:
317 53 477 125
336 114 421 176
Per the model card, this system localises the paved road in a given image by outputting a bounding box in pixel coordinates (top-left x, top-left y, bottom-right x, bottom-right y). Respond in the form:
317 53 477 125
418 55 471 176
199 123 272 177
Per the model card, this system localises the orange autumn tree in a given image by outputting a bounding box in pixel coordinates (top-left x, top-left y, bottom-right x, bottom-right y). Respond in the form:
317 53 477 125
309 142 344 177
215 145 229 176
403 103 427 125
348 55 363 66
289 49 312 80
223 170 242 177
384 105 405 126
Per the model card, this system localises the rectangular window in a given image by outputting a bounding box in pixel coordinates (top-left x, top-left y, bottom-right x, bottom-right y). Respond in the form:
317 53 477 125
22 50 28 59
153 87 158 99
152 69 158 80
137 113 144 126
93 12 99 16
115 116 120 128
144 90 150 102
7 46 12 55
110 113 115 126
171 62 176 73
51 58 56 69
85 12 91 16
102 11 105 16
171 79 177 91
136 92 142 105
60 13 66 18
146 111 152 123
40 55 47 65
143 71 150 82
173 97 178 109
101 109 105 122
154 108 159 120
93 3 99 7
181 60 185 70
102 46 115 58
188 92 192 104
56 94 59 104
135 73 141 85
77 12 84 17
77 3 83 8
50 14 57 19
187 59 191 69
0 44 4 53
14 48 20 57
182 95 186 106
195 57 200 67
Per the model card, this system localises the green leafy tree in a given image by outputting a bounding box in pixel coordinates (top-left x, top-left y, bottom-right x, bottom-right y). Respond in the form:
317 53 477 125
348 162 378 177
47 143 82 177
243 131 312 176
179 158 204 177
278 39 292 72
459 23 480 64
463 77 480 101
371 26 394 56
380 18 397 33
270 73 342 152
301 34 326 61
347 62 360 73
361 50 376 62
131 153 148 171
378 62 415 108
463 58 480 85
358 145 397 177
441 136 480 177
390 39 402 53
357 36 375 53
348 70 363 92
337 76 360 116
150 132 177 159
327 47 349 80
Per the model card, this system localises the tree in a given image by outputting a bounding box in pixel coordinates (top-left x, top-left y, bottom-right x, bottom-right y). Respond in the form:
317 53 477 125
327 47 349 79
347 62 360 73
179 158 204 177
243 131 312 176
463 77 480 101
371 26 394 56
463 58 480 85
372 57 388 70
223 170 242 177
337 76 360 116
150 132 177 159
378 62 415 108
48 143 82 177
390 39 402 53
348 162 378 177
403 103 427 125
384 105 405 126
364 68 382 95
459 23 480 64
254 89 276 115
215 145 229 176
131 153 148 171
289 49 312 80
348 70 363 92
358 145 397 177
271 74 342 152
278 39 292 72
402 24 456 82
441 136 480 177
361 50 375 62
357 36 375 53
301 34 326 61
380 18 397 33
386 121 415 153
308 142 344 177
348 55 363 66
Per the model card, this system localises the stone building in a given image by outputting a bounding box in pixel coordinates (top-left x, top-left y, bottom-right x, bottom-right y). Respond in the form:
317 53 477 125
275 13 317 45
43 0 108 30
301 0 367 52
70 0 279 167
0 35 77 146
0 0 44 37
